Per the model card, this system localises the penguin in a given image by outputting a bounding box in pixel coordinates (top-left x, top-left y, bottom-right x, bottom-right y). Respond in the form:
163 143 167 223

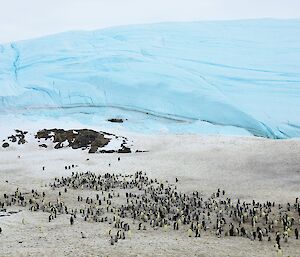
81 232 86 238
258 230 263 241
229 224 234 236
283 231 288 243
173 222 177 230
253 231 256 240
276 233 280 244
70 216 74 225
295 228 299 239
110 236 114 245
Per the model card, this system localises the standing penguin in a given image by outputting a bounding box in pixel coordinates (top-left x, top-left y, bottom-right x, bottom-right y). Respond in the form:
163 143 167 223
276 233 280 246
258 230 263 241
188 228 192 237
70 216 74 225
110 236 114 245
195 228 200 237
283 231 288 243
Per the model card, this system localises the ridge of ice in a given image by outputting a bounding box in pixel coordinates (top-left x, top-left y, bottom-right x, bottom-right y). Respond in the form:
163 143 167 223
0 19 300 138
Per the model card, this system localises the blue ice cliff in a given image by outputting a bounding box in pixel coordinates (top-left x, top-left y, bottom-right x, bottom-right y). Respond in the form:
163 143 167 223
0 19 300 138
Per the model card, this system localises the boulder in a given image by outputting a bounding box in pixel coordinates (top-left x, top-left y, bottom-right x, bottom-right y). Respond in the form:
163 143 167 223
2 142 9 148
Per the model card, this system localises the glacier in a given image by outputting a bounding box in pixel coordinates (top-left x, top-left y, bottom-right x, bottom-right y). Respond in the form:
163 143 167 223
0 19 300 138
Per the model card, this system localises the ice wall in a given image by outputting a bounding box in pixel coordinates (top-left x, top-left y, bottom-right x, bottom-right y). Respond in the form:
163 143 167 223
1 19 300 138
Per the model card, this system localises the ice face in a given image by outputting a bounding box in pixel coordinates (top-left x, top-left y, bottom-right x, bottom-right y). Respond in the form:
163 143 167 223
0 19 300 138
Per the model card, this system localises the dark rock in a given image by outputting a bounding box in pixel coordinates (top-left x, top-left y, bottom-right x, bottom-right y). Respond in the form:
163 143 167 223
72 144 79 149
8 135 17 142
4 130 27 146
39 144 48 148
35 128 131 154
2 142 9 148
18 138 26 145
108 118 124 123
135 150 149 153
88 145 98 153
118 146 131 153
54 143 62 149
99 150 116 153
36 128 110 153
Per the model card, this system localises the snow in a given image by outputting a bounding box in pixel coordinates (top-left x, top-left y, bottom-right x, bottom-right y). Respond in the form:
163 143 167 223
0 19 300 138
0 133 300 256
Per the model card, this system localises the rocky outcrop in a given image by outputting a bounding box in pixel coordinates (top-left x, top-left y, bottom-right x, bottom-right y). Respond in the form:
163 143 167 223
1 128 139 154
2 130 28 148
36 129 111 153
7 130 27 145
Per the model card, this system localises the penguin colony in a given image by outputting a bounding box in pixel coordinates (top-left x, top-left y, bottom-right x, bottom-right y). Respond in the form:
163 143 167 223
0 169 299 252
